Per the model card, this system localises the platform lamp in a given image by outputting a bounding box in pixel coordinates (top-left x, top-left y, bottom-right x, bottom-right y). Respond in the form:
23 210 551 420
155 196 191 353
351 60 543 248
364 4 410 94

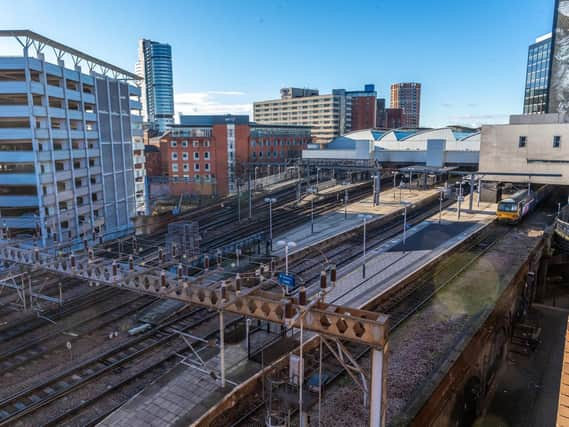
307 187 318 233
277 240 297 275
264 197 277 250
358 214 373 278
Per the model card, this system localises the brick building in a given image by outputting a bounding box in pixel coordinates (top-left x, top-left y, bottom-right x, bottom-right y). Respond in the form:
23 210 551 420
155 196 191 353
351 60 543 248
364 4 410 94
346 84 377 131
144 145 161 176
156 115 310 196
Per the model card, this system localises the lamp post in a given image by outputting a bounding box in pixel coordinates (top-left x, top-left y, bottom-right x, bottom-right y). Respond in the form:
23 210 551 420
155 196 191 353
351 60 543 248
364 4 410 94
436 187 445 224
316 167 321 187
400 202 414 249
392 171 398 200
358 214 372 278
307 187 317 234
277 240 297 275
264 197 277 250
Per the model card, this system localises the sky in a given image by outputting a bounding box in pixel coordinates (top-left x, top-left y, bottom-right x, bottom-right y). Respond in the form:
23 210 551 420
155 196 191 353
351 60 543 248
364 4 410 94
0 0 557 128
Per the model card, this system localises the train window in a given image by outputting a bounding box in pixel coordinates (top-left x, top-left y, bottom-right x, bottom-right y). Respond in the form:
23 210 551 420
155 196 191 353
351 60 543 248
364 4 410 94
518 136 527 148
553 135 561 148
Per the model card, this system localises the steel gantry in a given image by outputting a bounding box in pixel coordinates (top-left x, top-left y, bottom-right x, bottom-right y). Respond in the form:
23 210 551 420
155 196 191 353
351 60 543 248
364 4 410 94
0 239 390 426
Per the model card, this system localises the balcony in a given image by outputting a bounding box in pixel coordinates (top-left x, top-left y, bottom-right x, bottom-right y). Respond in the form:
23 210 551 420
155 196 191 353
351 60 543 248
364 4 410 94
134 168 145 179
83 93 96 104
49 107 66 119
66 89 81 101
0 195 39 207
77 204 91 216
91 183 103 193
46 85 64 99
0 151 35 162
51 129 68 139
84 112 97 122
128 85 141 96
0 173 36 185
1 216 36 229
0 105 29 118
0 81 28 94
0 128 33 139
32 106 47 116
40 170 71 184
129 99 142 111
68 110 83 121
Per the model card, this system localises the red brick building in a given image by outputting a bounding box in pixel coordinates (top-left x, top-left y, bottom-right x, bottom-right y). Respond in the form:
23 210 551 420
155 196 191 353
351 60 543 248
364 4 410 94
347 84 377 131
157 115 311 196
144 145 161 176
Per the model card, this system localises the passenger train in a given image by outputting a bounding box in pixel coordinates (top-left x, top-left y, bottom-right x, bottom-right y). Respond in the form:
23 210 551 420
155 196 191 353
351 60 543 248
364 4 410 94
496 186 550 224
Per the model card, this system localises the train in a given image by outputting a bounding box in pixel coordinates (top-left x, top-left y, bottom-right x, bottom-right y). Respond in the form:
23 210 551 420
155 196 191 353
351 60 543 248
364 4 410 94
496 186 550 223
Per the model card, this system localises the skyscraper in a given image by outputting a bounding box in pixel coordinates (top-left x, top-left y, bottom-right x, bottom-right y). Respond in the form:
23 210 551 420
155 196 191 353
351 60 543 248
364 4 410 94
390 82 421 128
136 39 175 132
523 33 552 114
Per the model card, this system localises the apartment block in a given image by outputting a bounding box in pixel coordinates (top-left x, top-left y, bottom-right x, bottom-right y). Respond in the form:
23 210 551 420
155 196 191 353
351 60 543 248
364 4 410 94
346 84 377 131
390 82 421 128
0 30 144 244
253 88 348 144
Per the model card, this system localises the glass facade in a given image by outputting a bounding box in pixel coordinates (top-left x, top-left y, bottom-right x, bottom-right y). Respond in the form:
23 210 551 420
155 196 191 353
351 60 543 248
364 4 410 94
137 39 174 131
523 35 552 114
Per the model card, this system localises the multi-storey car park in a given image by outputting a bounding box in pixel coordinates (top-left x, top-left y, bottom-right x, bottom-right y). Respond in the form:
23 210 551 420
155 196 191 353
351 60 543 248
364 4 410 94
0 30 146 245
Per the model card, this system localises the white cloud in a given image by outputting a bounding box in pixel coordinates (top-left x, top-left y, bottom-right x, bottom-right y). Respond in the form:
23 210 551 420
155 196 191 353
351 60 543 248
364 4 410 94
447 113 509 128
174 91 252 117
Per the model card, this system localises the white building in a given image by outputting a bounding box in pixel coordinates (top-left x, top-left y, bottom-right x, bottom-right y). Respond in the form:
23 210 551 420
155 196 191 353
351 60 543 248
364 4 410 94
302 127 480 168
0 30 145 244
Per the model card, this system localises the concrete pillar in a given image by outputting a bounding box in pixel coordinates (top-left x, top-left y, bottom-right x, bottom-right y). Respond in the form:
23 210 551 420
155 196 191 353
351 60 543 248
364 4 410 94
369 346 387 427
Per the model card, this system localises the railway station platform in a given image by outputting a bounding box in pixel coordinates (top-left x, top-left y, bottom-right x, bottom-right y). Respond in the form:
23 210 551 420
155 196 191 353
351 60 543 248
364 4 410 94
98 194 502 426
271 187 440 258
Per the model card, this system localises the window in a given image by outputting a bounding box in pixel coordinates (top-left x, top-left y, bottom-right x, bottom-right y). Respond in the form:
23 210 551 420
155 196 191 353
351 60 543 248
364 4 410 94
182 140 188 148
171 152 178 160
518 136 527 148
182 152 189 160
183 163 189 172
193 141 199 147
204 151 210 160
204 140 210 147
172 163 179 172
194 163 200 171
195 174 200 181
259 151 263 158
193 152 199 160
205 163 210 171
170 141 177 148
554 135 561 148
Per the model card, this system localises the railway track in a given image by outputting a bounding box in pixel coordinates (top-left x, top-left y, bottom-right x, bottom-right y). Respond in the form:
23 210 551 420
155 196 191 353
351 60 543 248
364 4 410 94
0 285 125 344
230 221 509 426
0 293 156 377
0 306 216 426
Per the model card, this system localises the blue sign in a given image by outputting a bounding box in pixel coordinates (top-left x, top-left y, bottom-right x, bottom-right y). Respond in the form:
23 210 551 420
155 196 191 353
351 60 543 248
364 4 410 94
278 272 296 288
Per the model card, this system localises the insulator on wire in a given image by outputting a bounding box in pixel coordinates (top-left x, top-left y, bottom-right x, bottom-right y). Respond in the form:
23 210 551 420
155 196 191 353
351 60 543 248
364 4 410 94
330 266 337 283
160 271 167 287
204 255 210 270
34 247 40 263
84 239 88 251
112 260 118 276
88 249 94 261
158 247 164 263
221 282 228 301
129 255 134 271
172 244 177 258
70 254 76 269
320 270 327 290
235 273 241 293
284 299 294 320
299 287 307 306
177 263 183 278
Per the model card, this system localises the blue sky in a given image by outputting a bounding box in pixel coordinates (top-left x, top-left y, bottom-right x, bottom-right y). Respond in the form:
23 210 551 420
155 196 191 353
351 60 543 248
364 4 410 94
0 0 556 127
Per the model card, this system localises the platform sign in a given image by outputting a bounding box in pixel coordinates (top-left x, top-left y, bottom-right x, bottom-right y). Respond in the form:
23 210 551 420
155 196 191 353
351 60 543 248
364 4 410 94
278 272 296 288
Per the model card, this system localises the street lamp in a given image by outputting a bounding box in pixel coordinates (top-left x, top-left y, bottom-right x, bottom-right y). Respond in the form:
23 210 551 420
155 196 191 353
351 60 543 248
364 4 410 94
400 202 414 249
436 186 446 224
307 187 317 234
277 240 297 274
392 171 398 200
456 180 465 220
264 197 277 249
358 214 372 278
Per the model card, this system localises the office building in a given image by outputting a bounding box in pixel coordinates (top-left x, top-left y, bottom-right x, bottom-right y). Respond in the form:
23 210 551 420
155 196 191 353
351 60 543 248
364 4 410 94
158 115 311 196
346 84 377 131
390 82 421 127
136 39 174 132
523 33 553 114
254 88 348 144
0 30 144 244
